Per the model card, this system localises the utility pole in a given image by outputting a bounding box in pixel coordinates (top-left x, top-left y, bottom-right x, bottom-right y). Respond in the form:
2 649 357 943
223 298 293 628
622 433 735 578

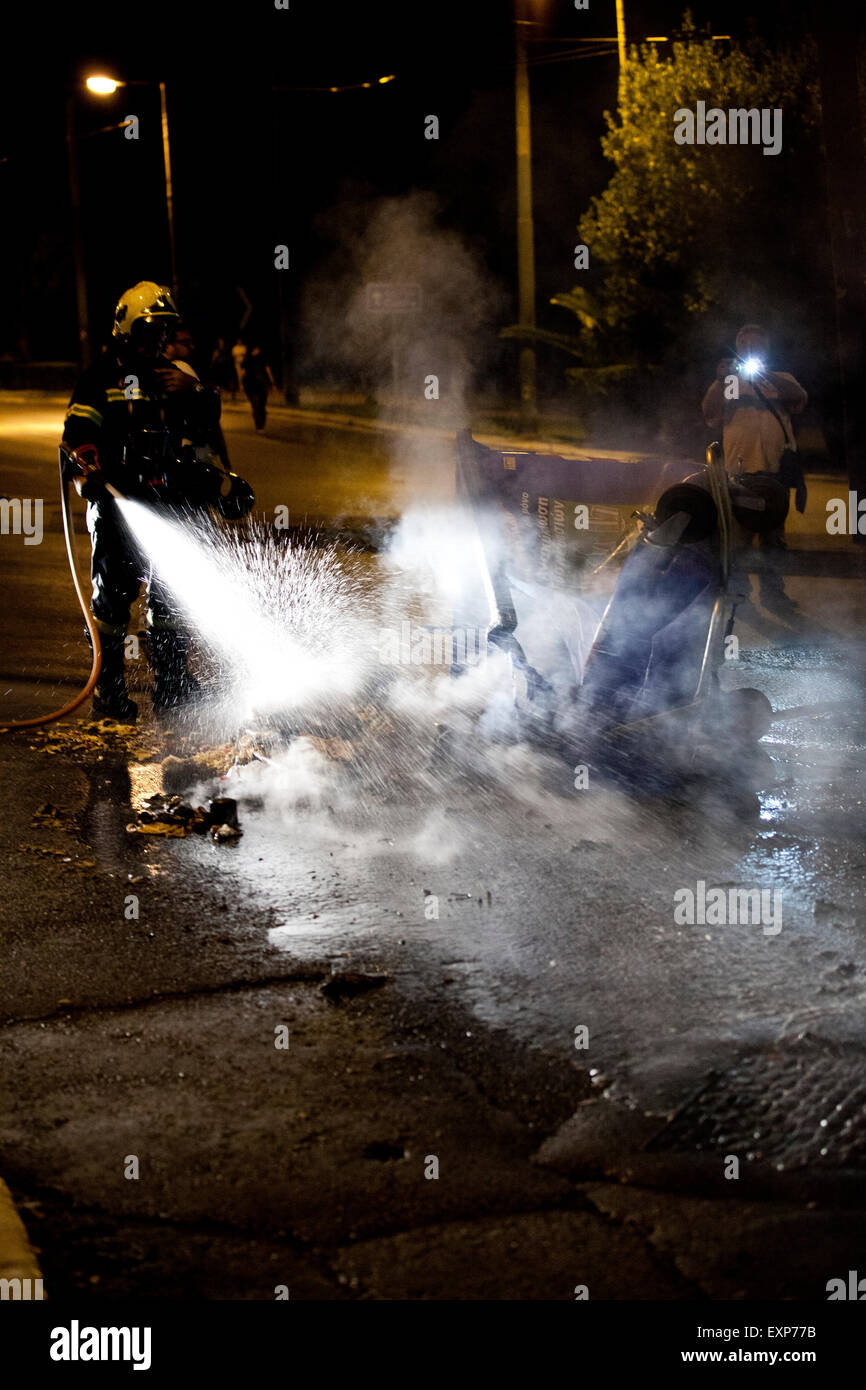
159 81 179 300
615 0 627 77
65 96 91 368
514 14 537 432
816 16 866 527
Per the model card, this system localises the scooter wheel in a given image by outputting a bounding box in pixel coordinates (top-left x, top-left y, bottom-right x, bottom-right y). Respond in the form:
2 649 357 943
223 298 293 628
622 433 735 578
654 483 717 543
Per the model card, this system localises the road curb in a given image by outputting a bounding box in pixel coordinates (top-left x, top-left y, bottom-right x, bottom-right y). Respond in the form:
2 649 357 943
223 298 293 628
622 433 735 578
222 400 669 460
0 1177 45 1298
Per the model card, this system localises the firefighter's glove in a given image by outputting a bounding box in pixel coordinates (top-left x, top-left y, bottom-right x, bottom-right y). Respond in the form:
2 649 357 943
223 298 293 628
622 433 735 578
179 453 225 507
66 444 106 501
214 471 255 521
154 365 199 395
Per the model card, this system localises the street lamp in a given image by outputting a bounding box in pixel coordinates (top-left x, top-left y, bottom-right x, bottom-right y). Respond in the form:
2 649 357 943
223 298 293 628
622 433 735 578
86 76 120 96
86 73 178 300
66 82 150 367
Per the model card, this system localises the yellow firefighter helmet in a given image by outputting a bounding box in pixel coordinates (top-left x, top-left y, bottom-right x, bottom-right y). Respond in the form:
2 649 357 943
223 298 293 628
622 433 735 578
113 281 180 339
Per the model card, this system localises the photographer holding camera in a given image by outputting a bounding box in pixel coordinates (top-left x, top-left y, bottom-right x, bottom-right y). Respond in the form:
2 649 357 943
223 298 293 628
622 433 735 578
702 323 808 548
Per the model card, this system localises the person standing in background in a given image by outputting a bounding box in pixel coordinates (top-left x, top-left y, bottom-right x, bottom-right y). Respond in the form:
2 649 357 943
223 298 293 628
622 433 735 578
231 338 247 400
702 323 808 548
242 345 277 433
209 337 231 394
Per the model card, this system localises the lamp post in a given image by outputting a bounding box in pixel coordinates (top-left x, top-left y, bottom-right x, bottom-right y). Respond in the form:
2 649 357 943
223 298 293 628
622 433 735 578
86 75 178 299
514 12 538 433
65 96 91 368
157 81 178 300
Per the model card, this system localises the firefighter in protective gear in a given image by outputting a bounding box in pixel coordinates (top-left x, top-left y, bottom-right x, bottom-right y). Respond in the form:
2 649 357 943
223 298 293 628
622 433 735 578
62 281 227 720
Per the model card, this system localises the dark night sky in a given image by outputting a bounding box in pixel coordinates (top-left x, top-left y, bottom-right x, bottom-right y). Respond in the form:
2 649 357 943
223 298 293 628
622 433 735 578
0 0 818 363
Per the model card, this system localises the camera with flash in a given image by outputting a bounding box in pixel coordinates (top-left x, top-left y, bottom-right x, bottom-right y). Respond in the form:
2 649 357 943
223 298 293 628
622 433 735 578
738 355 764 379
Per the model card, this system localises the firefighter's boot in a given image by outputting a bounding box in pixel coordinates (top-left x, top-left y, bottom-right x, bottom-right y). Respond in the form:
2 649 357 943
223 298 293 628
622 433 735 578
149 630 202 713
91 629 139 722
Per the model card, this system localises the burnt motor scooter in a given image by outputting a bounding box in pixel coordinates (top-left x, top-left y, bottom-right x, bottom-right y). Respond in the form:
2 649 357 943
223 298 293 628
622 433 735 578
454 435 784 794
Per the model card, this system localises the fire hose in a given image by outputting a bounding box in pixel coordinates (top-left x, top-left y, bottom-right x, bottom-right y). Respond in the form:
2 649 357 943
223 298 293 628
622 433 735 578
1 448 253 733
0 455 106 731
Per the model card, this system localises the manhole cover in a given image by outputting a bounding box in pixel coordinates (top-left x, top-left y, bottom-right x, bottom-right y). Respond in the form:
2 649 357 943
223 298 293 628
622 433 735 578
646 1044 866 1171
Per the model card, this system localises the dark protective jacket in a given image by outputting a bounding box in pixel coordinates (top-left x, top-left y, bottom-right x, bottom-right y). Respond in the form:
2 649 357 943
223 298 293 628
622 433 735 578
62 350 222 503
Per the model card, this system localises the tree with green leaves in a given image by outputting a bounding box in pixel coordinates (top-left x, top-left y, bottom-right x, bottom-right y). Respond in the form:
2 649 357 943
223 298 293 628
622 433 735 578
553 19 821 366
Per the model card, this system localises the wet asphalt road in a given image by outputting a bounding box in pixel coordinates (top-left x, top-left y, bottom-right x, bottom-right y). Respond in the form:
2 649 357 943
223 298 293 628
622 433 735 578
2 394 866 1298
